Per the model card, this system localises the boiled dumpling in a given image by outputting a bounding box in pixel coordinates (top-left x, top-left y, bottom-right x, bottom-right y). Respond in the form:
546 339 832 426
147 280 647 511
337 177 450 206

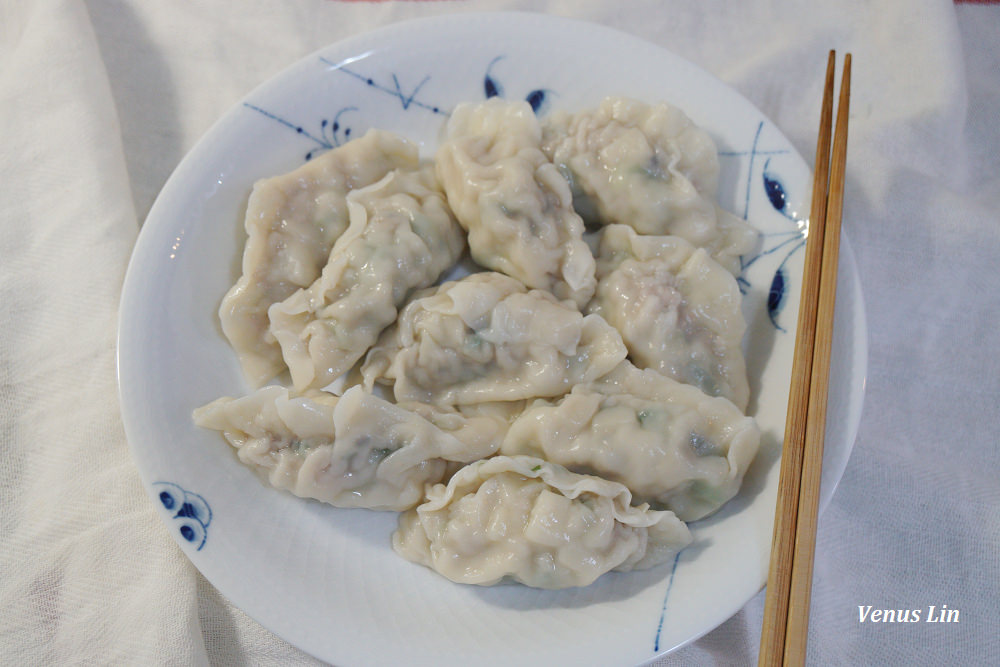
541 97 757 273
361 272 627 405
203 95 764 591
435 99 596 306
193 385 496 511
393 455 692 589
589 224 750 410
267 164 465 391
219 130 419 386
500 363 760 521
397 399 521 467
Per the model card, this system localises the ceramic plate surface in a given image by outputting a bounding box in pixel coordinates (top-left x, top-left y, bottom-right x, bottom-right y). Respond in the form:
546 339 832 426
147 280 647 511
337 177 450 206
118 12 866 666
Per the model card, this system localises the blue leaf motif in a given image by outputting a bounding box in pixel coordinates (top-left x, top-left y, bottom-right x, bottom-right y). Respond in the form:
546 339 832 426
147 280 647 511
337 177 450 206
485 75 502 99
525 89 549 114
764 173 786 213
767 267 787 330
479 56 554 115
763 158 788 215
484 55 505 99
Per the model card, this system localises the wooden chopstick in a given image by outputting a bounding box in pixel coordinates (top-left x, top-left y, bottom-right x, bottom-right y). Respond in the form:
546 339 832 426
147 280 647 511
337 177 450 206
759 51 851 667
758 50 836 665
782 52 851 665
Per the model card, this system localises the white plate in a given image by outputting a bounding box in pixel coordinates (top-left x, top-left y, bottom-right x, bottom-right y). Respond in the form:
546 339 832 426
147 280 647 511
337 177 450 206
117 12 866 666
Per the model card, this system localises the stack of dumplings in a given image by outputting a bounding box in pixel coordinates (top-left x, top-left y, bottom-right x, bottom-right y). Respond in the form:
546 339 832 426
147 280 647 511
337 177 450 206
195 96 762 590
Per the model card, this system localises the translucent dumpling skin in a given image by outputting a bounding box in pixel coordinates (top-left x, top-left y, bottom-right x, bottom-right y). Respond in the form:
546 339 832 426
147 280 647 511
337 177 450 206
219 130 420 387
436 99 596 306
392 455 692 589
541 97 757 274
267 165 465 391
589 224 750 410
193 386 496 511
360 272 627 405
500 364 760 521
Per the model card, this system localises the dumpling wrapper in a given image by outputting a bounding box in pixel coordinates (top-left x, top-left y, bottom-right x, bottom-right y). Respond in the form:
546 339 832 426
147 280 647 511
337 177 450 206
500 363 760 521
589 224 750 410
436 98 596 306
219 130 419 386
393 455 692 589
267 164 465 392
398 399 523 469
193 385 497 511
541 96 757 274
361 272 627 405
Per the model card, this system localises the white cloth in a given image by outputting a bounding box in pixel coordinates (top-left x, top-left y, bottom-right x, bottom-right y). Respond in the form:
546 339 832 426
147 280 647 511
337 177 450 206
1 0 997 664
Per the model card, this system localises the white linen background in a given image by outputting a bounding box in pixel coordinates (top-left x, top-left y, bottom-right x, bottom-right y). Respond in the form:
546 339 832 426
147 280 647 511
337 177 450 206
1 0 997 664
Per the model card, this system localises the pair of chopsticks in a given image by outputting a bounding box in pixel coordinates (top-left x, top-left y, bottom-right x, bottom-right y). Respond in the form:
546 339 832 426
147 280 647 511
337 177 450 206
758 50 851 667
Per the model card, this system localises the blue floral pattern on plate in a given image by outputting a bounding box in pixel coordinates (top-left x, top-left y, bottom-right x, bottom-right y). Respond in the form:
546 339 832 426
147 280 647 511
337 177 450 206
153 482 212 551
721 122 808 331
